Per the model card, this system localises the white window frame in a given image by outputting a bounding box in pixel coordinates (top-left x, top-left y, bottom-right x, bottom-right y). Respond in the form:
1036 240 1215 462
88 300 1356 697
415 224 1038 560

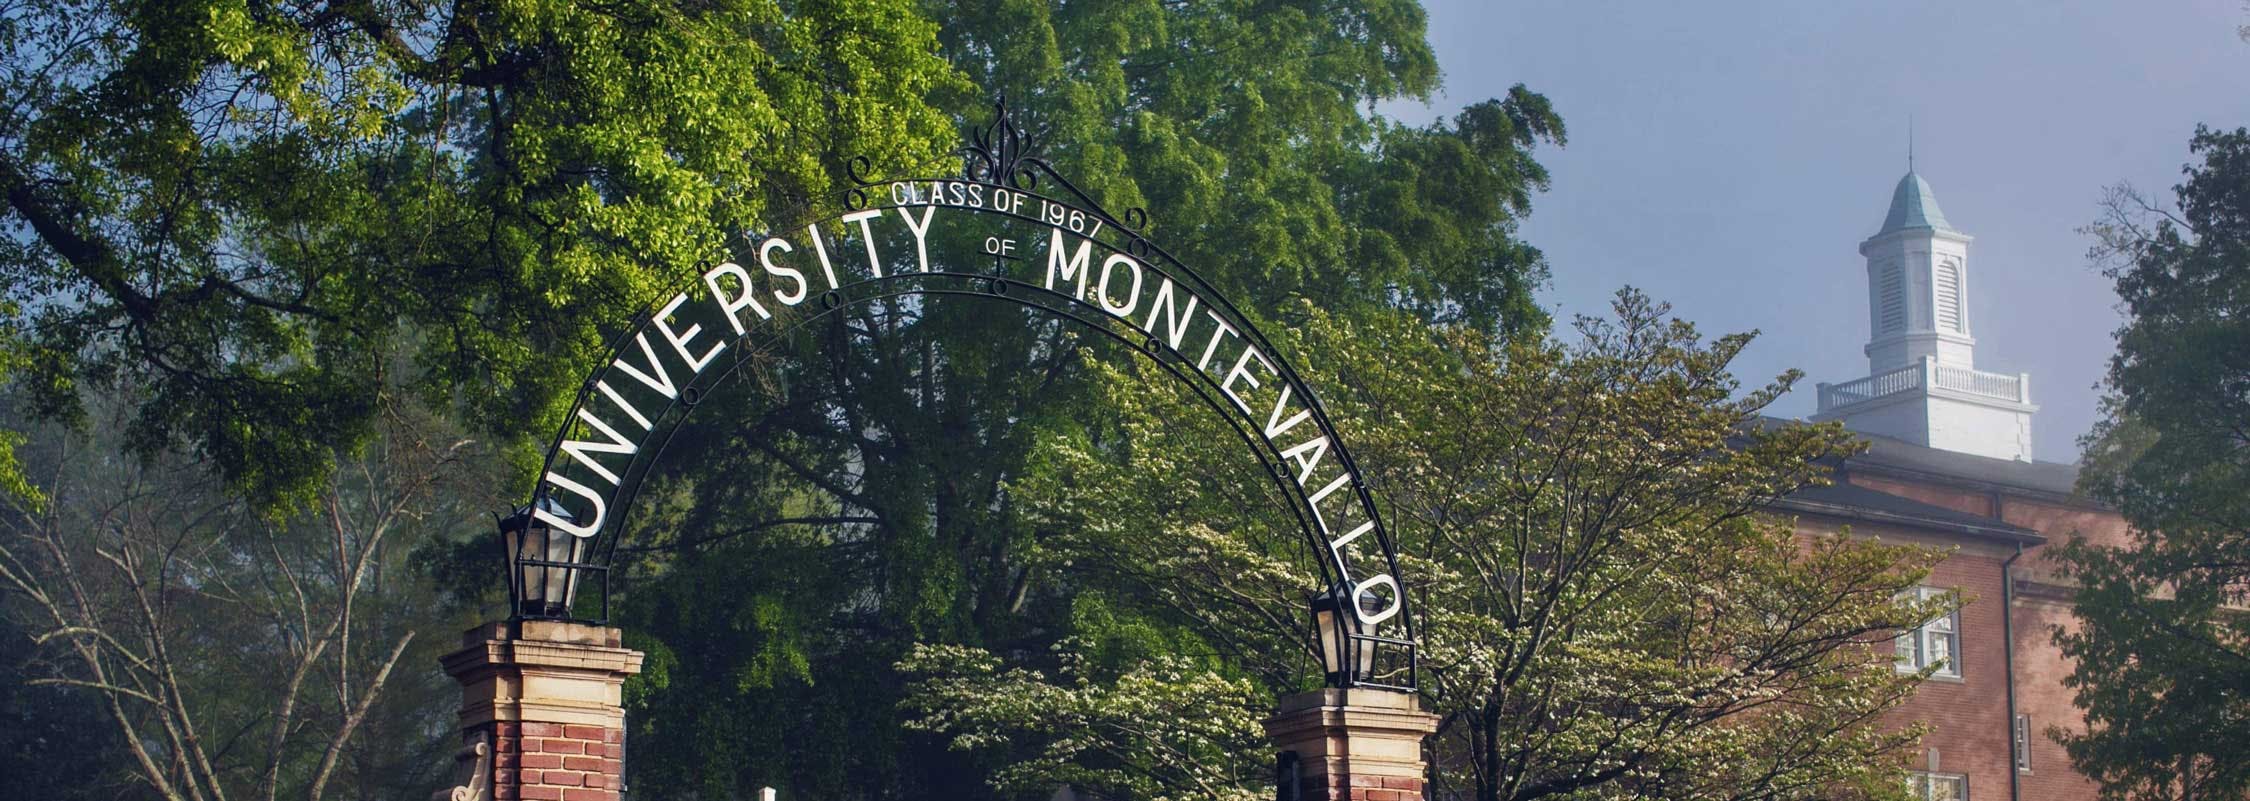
2014 714 2032 773
1896 586 1962 679
1907 771 1969 801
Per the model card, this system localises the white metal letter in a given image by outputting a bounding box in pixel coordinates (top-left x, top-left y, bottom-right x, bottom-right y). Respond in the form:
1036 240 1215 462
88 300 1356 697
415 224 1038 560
898 205 937 272
611 333 678 399
1221 347 1272 415
1352 573 1403 626
594 380 653 431
703 262 771 333
841 209 885 278
558 408 638 486
1044 228 1095 299
534 473 607 539
1140 278 1200 351
1263 384 1311 439
760 238 808 306
805 223 841 290
1197 310 1238 372
1279 435 1331 486
1097 254 1143 317
654 293 723 373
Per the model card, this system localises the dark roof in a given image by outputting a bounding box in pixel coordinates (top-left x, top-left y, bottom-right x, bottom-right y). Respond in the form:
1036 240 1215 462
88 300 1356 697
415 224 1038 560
1844 430 2083 499
1748 416 2086 500
1774 481 2045 544
1746 414 2097 544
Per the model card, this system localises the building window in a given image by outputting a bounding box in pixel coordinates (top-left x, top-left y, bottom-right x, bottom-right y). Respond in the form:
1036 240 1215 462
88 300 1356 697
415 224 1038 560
2014 714 2032 772
1908 771 1969 800
1896 586 1961 678
1936 258 1964 332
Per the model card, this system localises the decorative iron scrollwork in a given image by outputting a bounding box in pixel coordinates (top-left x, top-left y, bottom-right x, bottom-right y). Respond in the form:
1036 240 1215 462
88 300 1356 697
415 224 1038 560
963 95 1046 189
840 95 1153 236
845 155 876 186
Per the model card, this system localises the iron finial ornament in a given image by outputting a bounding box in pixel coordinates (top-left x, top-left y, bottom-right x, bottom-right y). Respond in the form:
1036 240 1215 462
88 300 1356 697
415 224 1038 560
964 95 1045 189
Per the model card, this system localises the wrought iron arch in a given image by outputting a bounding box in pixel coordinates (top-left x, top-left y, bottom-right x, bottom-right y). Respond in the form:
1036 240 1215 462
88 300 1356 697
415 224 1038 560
515 100 1417 690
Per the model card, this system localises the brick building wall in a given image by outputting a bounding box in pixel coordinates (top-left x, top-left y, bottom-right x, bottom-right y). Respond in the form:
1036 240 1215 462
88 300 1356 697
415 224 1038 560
1997 497 2132 586
492 722 625 801
1782 450 2133 801
1798 515 2031 799
1882 541 2015 800
2011 592 2102 800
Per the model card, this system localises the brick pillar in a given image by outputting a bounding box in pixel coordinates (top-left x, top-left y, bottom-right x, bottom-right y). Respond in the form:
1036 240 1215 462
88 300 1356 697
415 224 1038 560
1264 688 1439 801
440 621 644 801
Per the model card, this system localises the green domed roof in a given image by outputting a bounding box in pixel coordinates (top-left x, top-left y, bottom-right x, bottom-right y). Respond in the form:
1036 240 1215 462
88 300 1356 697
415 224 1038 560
1880 171 1954 234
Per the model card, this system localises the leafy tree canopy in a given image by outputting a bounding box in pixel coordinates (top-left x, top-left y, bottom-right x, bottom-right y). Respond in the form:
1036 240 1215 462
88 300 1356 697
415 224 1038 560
0 0 1560 511
901 291 1948 801
2057 124 2250 800
493 2 1567 798
4 0 1578 797
0 0 965 509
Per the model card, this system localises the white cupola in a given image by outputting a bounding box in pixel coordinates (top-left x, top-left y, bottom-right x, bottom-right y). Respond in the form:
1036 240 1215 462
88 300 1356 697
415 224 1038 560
1860 171 1976 372
1814 167 2039 461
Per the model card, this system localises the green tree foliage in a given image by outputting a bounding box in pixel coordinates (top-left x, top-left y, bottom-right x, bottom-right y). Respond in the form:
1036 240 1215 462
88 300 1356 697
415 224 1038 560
930 0 1560 334
0 0 964 510
601 2 1566 798
2054 125 2250 800
902 291 1949 801
901 640 1270 801
3 0 1576 797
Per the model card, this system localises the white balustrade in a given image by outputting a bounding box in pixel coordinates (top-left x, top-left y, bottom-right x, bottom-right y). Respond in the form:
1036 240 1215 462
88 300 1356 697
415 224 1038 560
1821 360 2029 412
1934 364 2024 403
1819 363 1922 410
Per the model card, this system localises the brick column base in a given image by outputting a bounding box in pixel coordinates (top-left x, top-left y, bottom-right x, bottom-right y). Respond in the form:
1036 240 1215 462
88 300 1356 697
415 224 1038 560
439 621 644 801
1265 688 1439 801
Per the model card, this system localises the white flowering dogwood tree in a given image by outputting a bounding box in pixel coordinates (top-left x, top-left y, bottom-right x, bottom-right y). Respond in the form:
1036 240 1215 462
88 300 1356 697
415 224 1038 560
901 290 1952 801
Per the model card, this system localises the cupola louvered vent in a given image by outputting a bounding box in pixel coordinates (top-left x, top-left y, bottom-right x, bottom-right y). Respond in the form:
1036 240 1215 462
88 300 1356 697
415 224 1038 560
1936 259 1963 332
1879 260 1907 334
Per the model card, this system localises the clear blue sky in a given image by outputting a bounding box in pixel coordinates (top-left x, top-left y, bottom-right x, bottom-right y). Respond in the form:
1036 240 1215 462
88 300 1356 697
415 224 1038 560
1384 0 2250 463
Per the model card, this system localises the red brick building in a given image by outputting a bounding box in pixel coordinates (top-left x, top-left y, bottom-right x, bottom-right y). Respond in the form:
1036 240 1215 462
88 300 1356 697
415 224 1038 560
1786 168 2124 801
1779 434 2119 801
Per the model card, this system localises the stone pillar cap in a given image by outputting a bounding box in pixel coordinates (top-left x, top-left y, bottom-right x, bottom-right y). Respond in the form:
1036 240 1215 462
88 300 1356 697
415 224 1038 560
443 622 644 680
1269 687 1428 715
459 619 625 648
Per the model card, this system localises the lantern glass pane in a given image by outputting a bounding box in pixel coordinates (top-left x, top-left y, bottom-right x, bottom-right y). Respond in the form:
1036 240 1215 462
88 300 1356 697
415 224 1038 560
1314 606 1341 676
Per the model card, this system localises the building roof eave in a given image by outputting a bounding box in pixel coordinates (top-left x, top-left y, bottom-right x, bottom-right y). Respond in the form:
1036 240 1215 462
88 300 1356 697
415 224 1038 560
1771 483 2049 545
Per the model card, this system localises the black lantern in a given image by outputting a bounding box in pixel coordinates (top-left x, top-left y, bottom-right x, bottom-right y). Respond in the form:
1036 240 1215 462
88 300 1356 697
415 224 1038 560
1310 586 1377 686
499 497 591 620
